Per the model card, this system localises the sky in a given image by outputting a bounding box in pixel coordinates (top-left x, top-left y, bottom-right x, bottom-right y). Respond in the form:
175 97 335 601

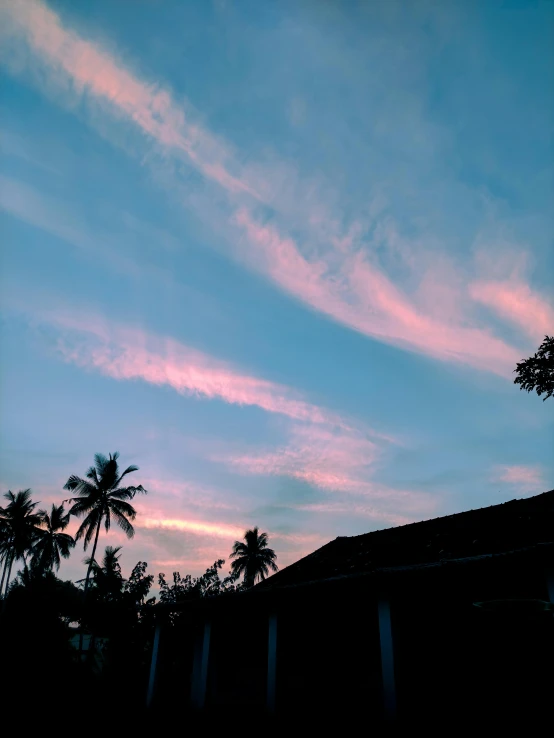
1 0 553 586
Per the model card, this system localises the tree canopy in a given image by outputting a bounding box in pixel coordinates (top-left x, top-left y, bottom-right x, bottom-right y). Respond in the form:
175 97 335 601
514 335 554 401
230 526 278 587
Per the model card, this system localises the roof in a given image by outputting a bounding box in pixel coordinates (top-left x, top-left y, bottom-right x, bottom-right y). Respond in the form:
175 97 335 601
258 490 554 590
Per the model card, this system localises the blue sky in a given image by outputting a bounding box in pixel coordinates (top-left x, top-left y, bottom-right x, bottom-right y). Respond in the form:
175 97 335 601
1 0 553 583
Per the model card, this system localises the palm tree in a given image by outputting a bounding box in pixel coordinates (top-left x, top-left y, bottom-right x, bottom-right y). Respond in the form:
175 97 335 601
0 520 10 595
64 452 147 602
229 527 278 588
0 489 43 597
83 545 124 602
32 503 75 573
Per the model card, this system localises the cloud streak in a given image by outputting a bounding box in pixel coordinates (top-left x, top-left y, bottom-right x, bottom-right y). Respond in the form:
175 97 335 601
1 0 545 379
0 0 258 199
141 516 244 540
216 423 435 519
470 280 554 343
234 209 523 375
493 464 545 492
22 305 342 425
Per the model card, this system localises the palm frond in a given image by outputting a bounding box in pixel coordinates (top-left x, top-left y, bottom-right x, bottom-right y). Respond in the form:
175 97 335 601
115 465 139 487
67 496 98 518
108 499 137 519
257 531 269 548
228 527 278 585
63 476 98 499
111 509 135 538
94 453 110 474
86 466 100 485
230 541 248 558
76 511 101 549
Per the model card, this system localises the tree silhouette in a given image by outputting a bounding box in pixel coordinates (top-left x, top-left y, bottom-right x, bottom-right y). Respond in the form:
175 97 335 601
64 452 147 606
514 335 554 401
229 527 278 587
124 561 154 607
0 518 10 595
32 503 75 573
0 490 43 596
84 545 124 603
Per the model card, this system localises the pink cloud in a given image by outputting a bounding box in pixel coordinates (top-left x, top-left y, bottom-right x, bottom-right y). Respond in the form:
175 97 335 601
234 209 522 375
289 502 414 527
493 464 545 491
1 0 258 199
136 477 241 513
470 280 554 343
33 306 338 425
220 423 379 491
217 423 435 518
140 516 245 540
141 516 323 547
3 1 546 381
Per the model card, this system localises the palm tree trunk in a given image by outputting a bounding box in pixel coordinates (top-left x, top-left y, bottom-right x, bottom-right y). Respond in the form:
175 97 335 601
0 556 7 596
4 553 14 595
78 517 102 655
1 552 14 616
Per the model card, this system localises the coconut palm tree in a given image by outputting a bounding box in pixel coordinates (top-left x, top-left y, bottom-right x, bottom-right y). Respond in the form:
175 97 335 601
32 503 75 573
0 490 44 597
229 527 278 588
83 545 124 602
64 452 147 602
0 521 10 596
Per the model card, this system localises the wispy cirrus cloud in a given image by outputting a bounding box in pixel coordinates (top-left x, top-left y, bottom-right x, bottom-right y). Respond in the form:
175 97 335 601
492 464 545 493
47 307 414 520
470 279 554 343
283 502 414 528
219 424 380 493
25 305 339 425
0 0 257 199
140 515 323 548
1 0 547 380
141 516 245 540
6 297 405 522
215 423 435 519
233 209 523 376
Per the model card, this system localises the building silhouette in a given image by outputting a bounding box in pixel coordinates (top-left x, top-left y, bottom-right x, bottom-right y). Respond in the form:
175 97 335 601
148 489 554 727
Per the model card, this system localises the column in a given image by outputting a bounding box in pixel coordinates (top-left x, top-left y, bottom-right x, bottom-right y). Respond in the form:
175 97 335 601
146 623 161 708
377 595 397 720
199 620 211 708
191 620 212 710
546 564 554 604
267 612 278 713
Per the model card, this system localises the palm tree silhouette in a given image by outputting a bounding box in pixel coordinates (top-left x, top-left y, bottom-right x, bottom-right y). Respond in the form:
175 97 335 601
32 503 75 573
230 527 278 588
64 452 147 603
0 490 43 597
84 545 124 602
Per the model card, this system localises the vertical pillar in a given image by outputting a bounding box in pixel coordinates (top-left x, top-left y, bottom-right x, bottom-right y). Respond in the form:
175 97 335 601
146 623 161 708
378 595 397 720
267 613 278 713
546 565 554 604
190 629 202 707
198 620 211 709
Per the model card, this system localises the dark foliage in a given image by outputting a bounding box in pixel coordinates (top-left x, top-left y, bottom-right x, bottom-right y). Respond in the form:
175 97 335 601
32 503 75 572
0 489 43 595
230 527 278 587
514 335 554 401
157 559 242 619
64 452 147 606
1 568 83 708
